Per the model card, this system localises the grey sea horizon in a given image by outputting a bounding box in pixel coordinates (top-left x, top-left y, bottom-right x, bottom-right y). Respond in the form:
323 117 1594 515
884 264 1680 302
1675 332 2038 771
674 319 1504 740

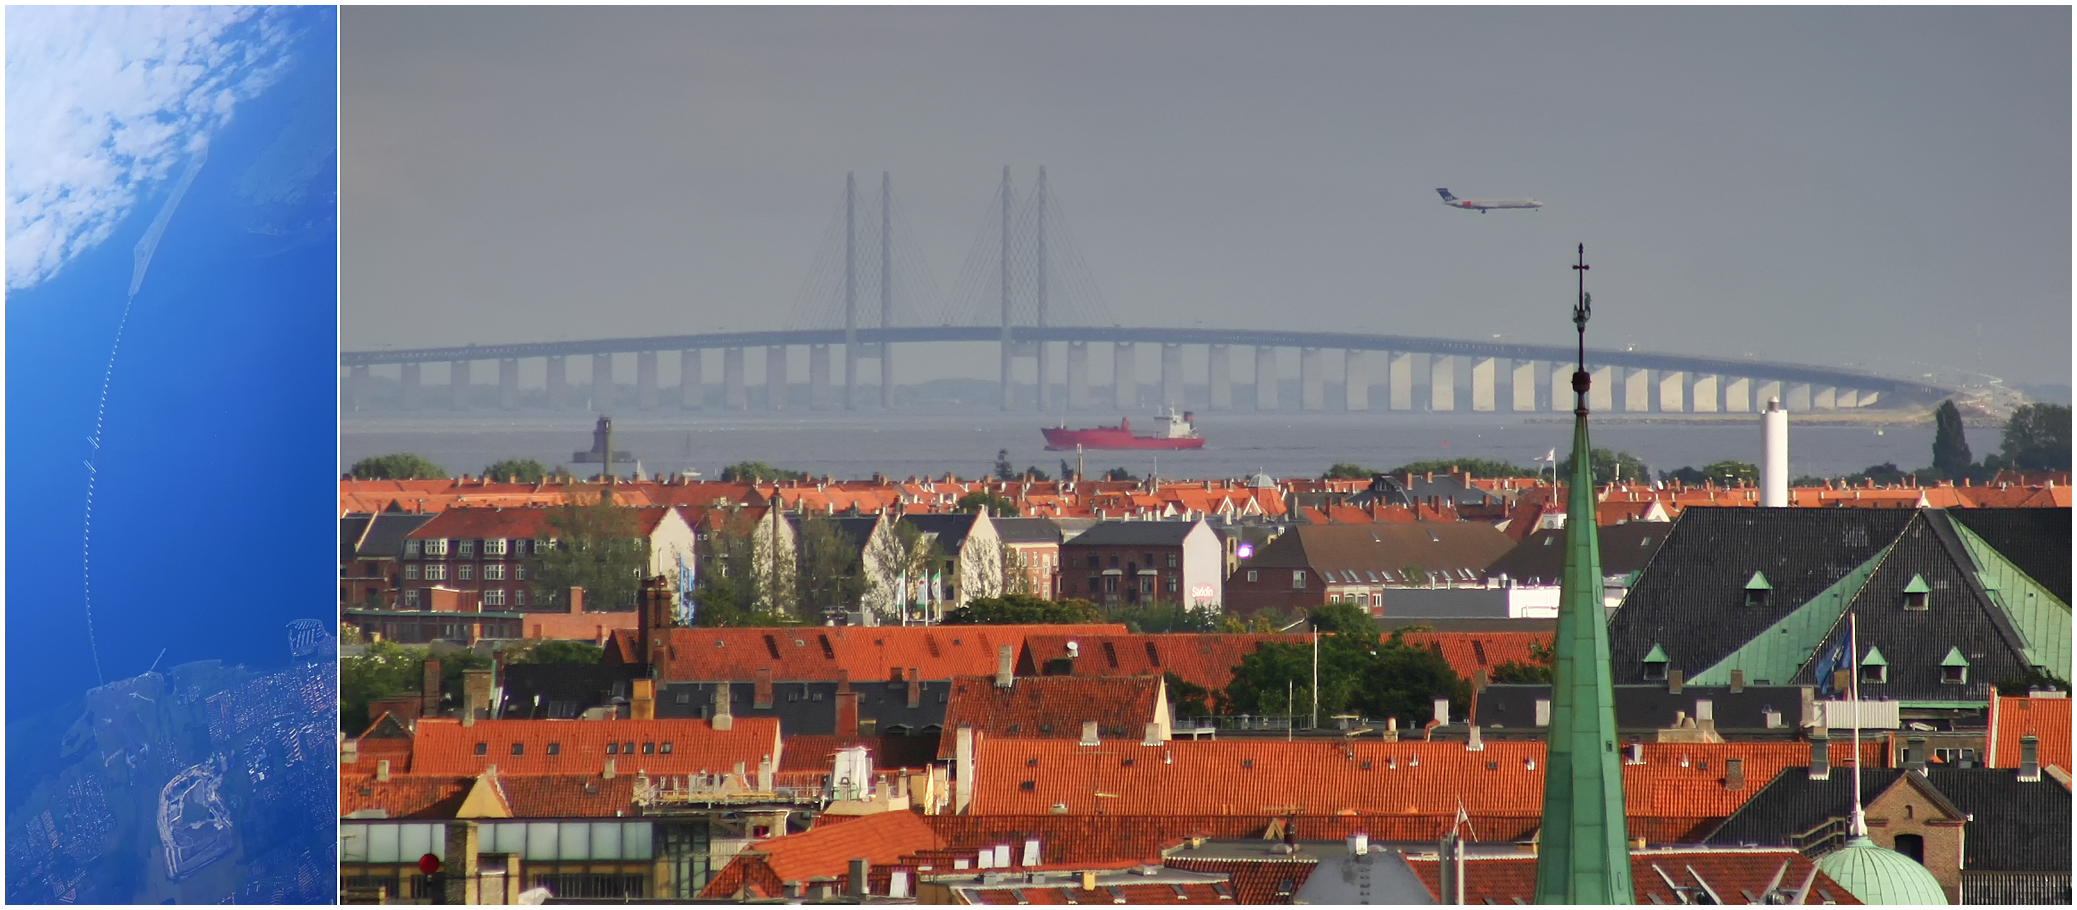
341 411 2004 486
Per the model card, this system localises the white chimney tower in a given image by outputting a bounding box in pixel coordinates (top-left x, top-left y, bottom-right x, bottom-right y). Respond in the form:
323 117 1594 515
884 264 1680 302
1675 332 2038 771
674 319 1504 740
1762 397 1789 507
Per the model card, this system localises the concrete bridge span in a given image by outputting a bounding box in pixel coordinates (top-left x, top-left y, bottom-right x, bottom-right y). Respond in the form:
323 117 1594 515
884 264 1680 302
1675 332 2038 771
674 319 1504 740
342 326 1952 415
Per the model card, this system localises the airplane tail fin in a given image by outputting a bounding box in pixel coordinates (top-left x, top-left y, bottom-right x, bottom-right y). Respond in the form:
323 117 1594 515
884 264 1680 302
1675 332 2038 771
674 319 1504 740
1435 188 1456 202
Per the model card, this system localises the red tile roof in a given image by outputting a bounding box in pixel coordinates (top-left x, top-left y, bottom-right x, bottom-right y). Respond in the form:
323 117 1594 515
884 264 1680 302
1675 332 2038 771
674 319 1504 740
407 717 781 776
1164 857 1316 904
698 811 941 898
651 624 1129 682
1016 634 1309 693
961 882 1232 904
1403 848 1862 905
1987 694 2072 773
939 676 1164 759
1398 631 1550 683
340 773 471 818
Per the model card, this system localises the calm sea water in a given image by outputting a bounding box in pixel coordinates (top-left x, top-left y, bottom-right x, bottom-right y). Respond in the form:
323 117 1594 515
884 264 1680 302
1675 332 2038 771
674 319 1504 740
341 410 2002 483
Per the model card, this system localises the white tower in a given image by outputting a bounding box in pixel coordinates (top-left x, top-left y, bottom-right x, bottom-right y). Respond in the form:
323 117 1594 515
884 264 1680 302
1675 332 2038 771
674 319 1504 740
1762 397 1789 507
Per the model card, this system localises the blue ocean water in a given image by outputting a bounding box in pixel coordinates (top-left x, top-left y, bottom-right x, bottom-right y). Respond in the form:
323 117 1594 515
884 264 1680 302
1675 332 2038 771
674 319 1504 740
6 9 338 902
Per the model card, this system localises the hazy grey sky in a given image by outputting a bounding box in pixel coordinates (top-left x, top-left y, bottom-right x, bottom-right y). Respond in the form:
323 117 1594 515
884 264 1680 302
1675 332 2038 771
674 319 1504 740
342 6 2070 387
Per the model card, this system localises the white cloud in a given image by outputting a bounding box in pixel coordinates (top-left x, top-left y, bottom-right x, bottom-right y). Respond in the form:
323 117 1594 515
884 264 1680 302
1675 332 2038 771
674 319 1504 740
5 6 293 290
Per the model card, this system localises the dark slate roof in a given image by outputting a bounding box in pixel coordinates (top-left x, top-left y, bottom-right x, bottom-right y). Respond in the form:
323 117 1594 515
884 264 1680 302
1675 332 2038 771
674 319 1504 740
1062 520 1203 547
344 512 437 560
1921 767 2073 872
785 515 883 554
1346 472 1504 510
1708 766 2071 873
1948 508 2071 605
1477 684 1805 733
499 664 647 719
1485 523 1671 586
1608 509 2036 701
343 514 372 564
655 680 952 735
992 517 1065 545
901 513 984 552
1233 523 1516 582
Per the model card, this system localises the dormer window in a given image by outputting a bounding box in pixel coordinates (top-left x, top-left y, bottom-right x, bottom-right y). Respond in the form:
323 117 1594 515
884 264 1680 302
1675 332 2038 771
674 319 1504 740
1939 646 1969 685
1902 574 1930 611
1642 643 1669 681
1744 571 1771 607
1860 646 1888 684
484 538 507 557
458 539 475 558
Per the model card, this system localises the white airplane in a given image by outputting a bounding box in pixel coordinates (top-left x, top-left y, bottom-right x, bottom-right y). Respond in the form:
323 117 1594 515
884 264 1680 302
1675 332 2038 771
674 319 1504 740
1437 188 1543 213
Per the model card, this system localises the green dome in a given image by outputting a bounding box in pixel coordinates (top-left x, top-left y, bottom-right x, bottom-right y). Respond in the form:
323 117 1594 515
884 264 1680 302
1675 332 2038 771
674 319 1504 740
1815 836 1949 905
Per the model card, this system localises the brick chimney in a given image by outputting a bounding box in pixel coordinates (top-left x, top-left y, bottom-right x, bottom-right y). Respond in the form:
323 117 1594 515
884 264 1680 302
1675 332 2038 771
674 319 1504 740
1904 735 1928 773
422 659 443 718
754 669 774 709
712 682 734 731
836 689 860 740
1730 669 1745 693
2018 734 2040 782
376 759 391 783
631 679 655 721
1809 730 1831 780
907 673 922 709
1724 757 1745 791
995 646 1014 689
1668 669 1684 695
461 669 493 725
567 586 585 614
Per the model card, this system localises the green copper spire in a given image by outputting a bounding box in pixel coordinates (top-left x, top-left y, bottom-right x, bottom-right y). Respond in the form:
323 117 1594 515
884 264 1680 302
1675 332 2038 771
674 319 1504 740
1535 244 1634 904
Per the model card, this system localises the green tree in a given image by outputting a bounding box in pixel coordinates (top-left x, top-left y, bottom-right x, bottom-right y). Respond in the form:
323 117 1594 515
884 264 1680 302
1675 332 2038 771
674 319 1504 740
340 640 426 734
1224 622 1467 727
1996 668 2071 696
508 640 604 665
1845 462 1909 486
1489 637 1555 684
1702 461 1761 485
1104 601 1222 633
1104 467 1138 481
1323 462 1378 480
719 461 808 483
955 490 1020 516
689 508 796 626
526 492 648 611
1165 671 1221 719
350 452 446 480
1021 465 1052 482
1387 458 1539 479
1932 400 1974 478
2000 403 2072 471
483 458 548 483
1556 448 1650 485
994 449 1016 481
796 513 866 620
943 594 1103 625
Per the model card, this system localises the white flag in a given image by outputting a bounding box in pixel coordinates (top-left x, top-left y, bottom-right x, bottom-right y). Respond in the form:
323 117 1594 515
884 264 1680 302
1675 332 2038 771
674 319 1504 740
1544 448 1557 463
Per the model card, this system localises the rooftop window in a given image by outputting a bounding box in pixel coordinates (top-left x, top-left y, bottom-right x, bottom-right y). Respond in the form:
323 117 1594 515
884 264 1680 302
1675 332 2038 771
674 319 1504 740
1903 574 1931 610
474 742 487 755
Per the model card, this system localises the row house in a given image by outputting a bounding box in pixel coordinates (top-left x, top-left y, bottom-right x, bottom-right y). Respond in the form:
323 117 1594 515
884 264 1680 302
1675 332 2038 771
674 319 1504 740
341 512 435 608
1057 519 1224 609
1223 522 1517 617
397 504 696 612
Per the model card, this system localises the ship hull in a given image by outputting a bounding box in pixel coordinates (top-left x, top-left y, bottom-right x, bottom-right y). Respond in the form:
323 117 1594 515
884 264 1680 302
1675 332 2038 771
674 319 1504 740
1042 427 1205 451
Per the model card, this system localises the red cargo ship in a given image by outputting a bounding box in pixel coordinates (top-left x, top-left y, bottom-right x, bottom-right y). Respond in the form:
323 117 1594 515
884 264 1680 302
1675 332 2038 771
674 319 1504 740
1042 410 1205 451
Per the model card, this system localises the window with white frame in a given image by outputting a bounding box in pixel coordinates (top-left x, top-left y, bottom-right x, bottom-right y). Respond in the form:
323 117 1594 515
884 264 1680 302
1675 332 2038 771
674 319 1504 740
424 564 446 581
1245 570 1258 583
514 588 528 607
1292 570 1307 589
515 564 527 580
405 539 422 557
457 564 473 581
403 589 421 608
484 564 506 581
405 565 420 581
484 589 505 607
423 538 448 556
458 539 475 558
484 538 507 557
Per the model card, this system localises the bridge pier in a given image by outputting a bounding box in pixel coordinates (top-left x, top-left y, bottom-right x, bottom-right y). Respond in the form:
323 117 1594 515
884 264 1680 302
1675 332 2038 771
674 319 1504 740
681 349 702 410
1161 344 1183 409
1114 342 1138 410
1255 346 1278 410
1344 351 1367 411
1590 366 1615 412
1301 348 1324 411
348 365 369 412
809 345 831 410
500 359 520 410
1623 368 1650 412
1551 363 1570 413
401 363 421 410
546 357 567 410
1471 357 1496 412
1786 383 1811 412
1208 345 1232 410
724 348 747 410
1725 377 1752 413
1430 355 1455 412
1814 386 1836 410
592 353 614 411
1755 380 1782 410
767 345 789 411
1692 374 1719 413
1513 360 1538 412
1389 353 1413 411
1068 342 1090 409
1838 389 1860 408
637 351 659 410
1659 370 1686 412
451 360 471 411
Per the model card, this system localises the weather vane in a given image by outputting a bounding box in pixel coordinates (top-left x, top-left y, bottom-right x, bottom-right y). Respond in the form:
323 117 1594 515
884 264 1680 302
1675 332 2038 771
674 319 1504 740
1571 243 1592 414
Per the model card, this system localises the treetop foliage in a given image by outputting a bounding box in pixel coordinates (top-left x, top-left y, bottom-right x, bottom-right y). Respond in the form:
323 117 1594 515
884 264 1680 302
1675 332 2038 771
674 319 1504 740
350 452 446 480
955 490 1020 516
483 458 548 483
943 594 1103 625
2000 402 2071 471
720 461 808 483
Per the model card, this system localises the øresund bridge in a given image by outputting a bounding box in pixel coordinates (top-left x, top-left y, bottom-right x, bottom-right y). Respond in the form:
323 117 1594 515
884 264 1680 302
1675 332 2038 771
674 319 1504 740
342 169 1952 415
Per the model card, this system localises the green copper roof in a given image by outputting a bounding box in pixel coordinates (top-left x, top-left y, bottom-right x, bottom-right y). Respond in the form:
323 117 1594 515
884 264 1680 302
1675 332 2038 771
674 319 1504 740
1690 546 1891 687
1642 643 1669 663
1863 645 1888 667
1814 836 1950 905
1902 574 1931 594
1948 516 2071 679
1533 277 1632 904
1939 646 1970 667
1745 571 1772 591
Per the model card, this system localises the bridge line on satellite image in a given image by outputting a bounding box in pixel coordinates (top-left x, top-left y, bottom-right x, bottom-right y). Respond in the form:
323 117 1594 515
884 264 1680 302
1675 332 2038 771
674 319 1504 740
84 145 208 685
